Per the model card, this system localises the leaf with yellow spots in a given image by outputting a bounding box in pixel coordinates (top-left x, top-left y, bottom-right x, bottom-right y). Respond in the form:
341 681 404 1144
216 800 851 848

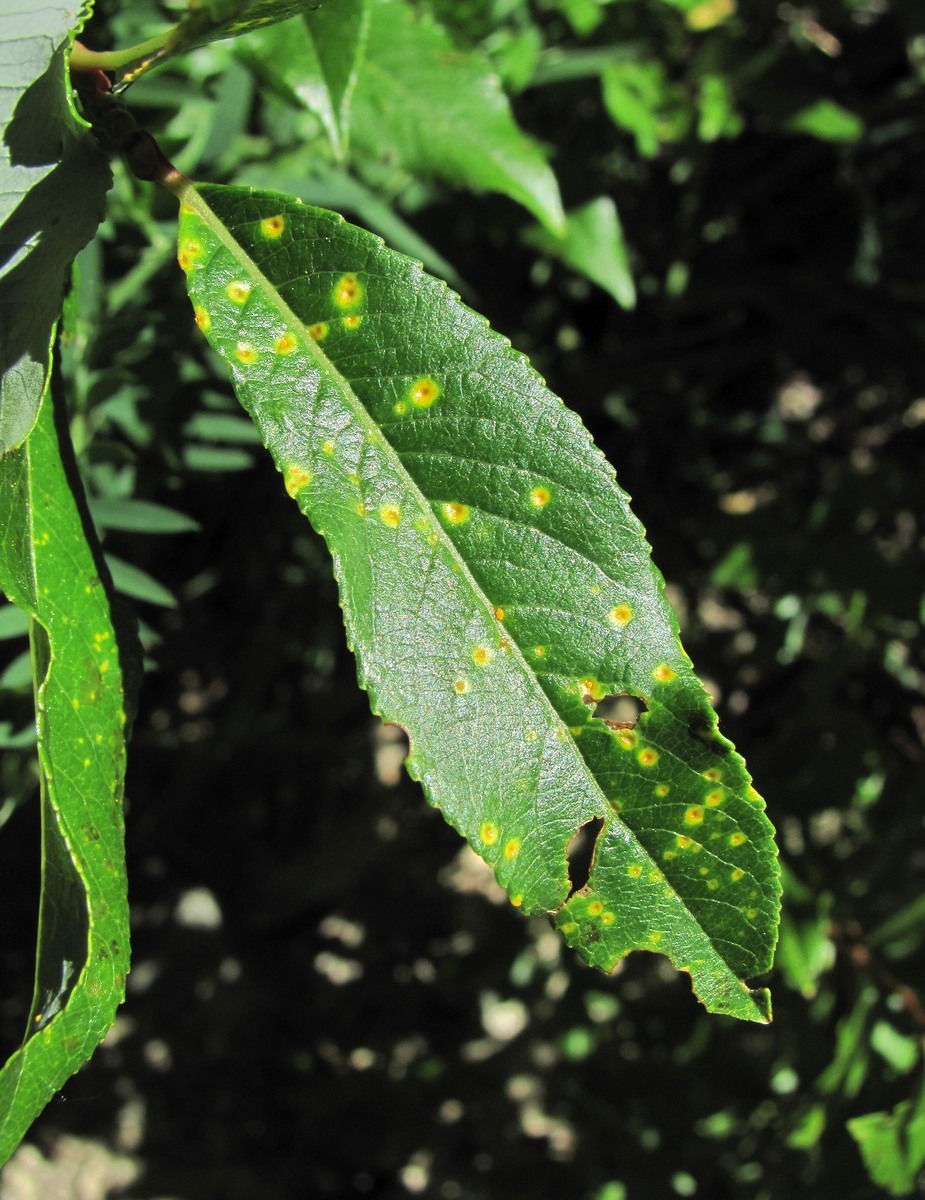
166 174 780 1023
0 382 134 1164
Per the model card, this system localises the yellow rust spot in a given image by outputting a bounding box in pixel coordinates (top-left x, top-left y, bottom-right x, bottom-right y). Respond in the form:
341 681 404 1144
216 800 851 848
284 464 312 497
480 822 499 846
308 322 329 341
601 911 615 926
706 790 725 808
180 204 195 216
333 273 364 309
530 485 551 508
706 878 720 891
587 900 604 916
71 699 79 711
343 315 363 330
579 677 605 701
608 603 633 628
703 768 722 782
380 504 401 528
260 214 285 238
745 907 758 920
685 805 705 825
637 748 659 768
226 280 251 304
511 895 523 908
504 837 521 861
472 645 493 667
676 835 693 850
322 441 335 456
655 784 670 797
627 864 643 879
649 931 662 945
560 920 576 934
615 728 637 751
533 645 546 657
649 869 663 884
663 850 677 861
442 501 469 525
729 831 747 847
393 401 408 415
194 306 211 332
235 343 257 364
275 332 298 355
410 377 440 408
731 868 745 882
355 502 367 518
454 678 469 694
494 607 505 621
178 238 202 272
525 729 538 743
654 663 676 683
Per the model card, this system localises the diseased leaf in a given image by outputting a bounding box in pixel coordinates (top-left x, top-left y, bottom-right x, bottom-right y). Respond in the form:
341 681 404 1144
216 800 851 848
168 177 779 1021
0 3 112 456
0 385 130 1166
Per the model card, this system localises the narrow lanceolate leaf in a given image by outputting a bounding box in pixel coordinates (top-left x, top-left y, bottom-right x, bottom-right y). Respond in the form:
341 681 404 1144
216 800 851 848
0 3 111 455
169 178 780 1021
303 0 370 159
0 386 130 1165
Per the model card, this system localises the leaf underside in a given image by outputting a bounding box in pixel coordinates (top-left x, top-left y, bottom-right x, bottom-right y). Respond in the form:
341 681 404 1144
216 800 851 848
0 386 129 1165
0 4 112 456
172 179 780 1022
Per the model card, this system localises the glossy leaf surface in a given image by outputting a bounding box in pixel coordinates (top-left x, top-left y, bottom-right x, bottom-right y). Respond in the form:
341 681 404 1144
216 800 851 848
170 178 779 1021
0 387 130 1165
0 3 111 455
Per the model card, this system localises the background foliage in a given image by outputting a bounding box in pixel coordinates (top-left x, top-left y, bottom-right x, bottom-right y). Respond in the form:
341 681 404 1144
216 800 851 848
1 0 924 1196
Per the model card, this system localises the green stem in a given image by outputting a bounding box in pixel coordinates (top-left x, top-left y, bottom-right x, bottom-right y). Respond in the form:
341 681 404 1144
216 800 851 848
69 33 170 74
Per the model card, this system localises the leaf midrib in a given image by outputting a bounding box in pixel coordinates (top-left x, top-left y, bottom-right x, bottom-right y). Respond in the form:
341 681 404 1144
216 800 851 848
176 183 751 979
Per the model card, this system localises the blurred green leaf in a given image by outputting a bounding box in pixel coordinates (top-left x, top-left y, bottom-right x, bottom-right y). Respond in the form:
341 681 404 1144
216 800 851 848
787 100 863 143
0 386 130 1165
525 197 636 310
302 0 370 159
848 1080 925 1197
88 497 201 535
169 177 779 1020
106 555 177 608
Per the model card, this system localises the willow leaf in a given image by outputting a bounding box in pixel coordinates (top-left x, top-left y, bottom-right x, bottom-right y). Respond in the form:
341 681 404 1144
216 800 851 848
0 385 130 1166
168 177 780 1022
0 3 111 455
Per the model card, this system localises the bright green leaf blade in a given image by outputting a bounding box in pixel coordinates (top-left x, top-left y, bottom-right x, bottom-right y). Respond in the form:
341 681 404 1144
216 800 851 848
350 0 564 233
0 386 130 1166
302 0 370 159
0 4 112 456
525 197 636 310
169 178 779 1021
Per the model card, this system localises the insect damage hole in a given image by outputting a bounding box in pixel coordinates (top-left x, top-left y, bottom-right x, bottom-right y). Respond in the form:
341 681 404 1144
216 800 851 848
592 693 648 729
566 817 605 896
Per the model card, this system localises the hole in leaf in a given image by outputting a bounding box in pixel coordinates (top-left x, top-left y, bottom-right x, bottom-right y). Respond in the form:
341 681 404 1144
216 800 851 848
593 693 648 728
566 817 605 896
